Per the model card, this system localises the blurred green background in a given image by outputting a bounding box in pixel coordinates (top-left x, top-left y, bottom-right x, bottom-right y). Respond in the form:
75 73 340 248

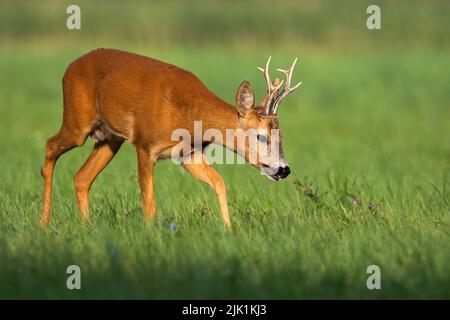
0 0 448 299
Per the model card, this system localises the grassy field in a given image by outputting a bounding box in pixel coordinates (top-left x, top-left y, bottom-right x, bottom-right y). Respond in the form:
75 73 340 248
0 1 449 299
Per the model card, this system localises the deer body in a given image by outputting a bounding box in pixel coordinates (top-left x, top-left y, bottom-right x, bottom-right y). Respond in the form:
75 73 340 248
63 49 238 148
40 49 301 229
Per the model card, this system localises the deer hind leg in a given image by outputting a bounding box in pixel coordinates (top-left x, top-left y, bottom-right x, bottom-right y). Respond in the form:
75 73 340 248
182 153 232 230
40 73 100 225
136 148 157 221
40 126 90 225
74 137 123 222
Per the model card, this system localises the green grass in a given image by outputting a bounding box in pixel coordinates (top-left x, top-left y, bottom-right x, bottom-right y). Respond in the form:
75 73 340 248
0 1 449 299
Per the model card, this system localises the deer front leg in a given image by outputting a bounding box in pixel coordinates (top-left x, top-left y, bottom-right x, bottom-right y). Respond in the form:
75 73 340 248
136 148 157 221
182 154 232 230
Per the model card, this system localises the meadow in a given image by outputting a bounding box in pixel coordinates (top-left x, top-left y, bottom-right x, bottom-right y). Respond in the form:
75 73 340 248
0 1 448 299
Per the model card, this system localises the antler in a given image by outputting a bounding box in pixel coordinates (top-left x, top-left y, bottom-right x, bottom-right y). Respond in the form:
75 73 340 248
257 56 284 115
257 57 302 115
271 58 302 114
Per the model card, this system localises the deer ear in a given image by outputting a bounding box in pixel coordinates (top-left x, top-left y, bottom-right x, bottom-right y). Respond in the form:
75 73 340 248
236 81 254 117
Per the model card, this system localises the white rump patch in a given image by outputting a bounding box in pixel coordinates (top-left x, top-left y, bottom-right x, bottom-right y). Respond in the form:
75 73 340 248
90 122 114 143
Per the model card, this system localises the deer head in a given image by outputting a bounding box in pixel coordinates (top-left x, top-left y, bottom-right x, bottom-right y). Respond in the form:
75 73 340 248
234 56 302 181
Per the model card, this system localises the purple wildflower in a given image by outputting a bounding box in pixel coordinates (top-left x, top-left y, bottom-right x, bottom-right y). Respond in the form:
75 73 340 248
106 241 119 258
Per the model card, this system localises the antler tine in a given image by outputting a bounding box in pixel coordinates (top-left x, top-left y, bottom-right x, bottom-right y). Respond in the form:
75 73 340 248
257 56 272 92
276 57 302 93
271 57 302 114
276 57 296 86
257 56 284 114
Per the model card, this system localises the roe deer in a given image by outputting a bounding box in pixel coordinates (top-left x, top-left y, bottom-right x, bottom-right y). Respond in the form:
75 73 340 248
40 49 302 229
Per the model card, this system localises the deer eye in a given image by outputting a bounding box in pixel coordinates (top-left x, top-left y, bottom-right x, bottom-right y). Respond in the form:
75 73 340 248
257 134 267 144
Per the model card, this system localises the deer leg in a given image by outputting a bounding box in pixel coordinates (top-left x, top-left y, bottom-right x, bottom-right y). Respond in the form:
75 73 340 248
136 148 157 221
74 138 123 222
182 154 232 230
40 127 90 225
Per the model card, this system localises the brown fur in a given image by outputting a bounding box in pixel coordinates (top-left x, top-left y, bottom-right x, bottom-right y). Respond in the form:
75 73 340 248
40 49 282 229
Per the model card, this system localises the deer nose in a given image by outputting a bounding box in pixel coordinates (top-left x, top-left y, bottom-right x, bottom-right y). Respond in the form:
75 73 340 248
276 166 291 179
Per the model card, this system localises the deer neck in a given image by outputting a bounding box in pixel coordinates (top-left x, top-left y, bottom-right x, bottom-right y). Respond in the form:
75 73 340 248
199 97 240 149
